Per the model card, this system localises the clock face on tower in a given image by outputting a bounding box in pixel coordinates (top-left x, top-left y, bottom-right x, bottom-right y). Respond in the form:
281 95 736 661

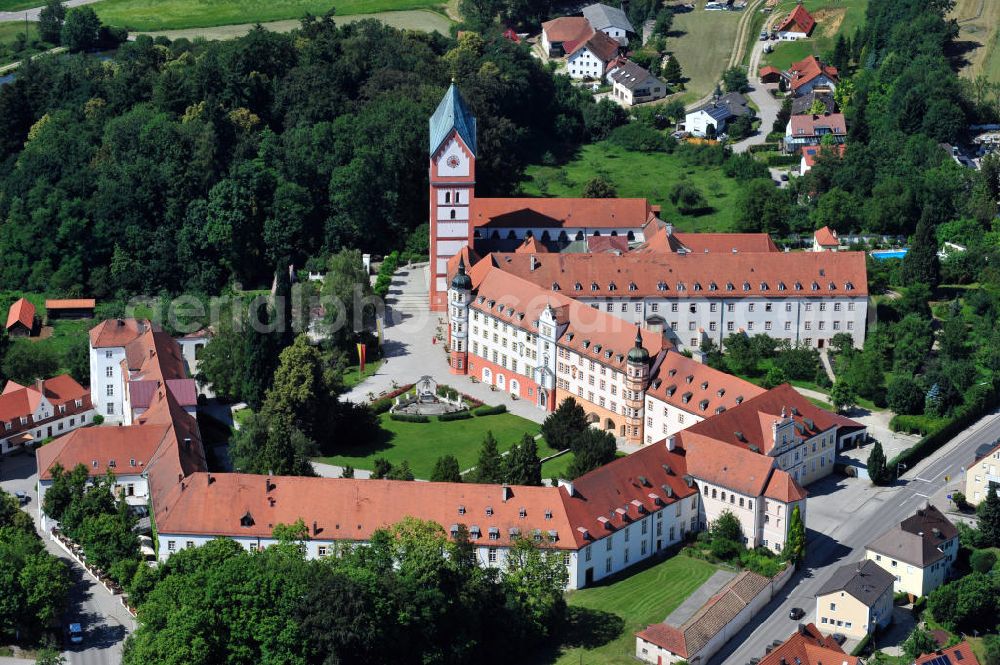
446 155 461 168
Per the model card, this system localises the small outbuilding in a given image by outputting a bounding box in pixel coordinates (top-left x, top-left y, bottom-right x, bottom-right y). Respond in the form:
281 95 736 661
5 298 37 337
45 299 96 320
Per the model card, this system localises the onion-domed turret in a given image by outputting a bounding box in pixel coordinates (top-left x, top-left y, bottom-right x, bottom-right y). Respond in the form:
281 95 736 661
627 327 649 364
451 257 472 290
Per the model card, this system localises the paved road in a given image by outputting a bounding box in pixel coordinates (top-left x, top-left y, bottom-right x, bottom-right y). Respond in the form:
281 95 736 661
717 409 1000 665
730 15 782 154
0 0 102 23
0 453 132 665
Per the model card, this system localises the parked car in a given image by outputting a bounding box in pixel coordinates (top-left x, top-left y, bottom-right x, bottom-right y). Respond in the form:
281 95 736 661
68 623 83 645
14 491 29 505
832 633 847 645
788 607 805 620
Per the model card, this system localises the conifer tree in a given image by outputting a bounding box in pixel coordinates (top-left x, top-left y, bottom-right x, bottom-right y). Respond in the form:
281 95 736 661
867 441 889 486
472 431 504 483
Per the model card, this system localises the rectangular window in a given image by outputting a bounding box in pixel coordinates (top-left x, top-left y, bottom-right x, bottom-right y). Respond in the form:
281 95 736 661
186 540 194 549
106 385 114 396
106 403 114 415
605 558 612 573
168 540 176 552
106 367 114 378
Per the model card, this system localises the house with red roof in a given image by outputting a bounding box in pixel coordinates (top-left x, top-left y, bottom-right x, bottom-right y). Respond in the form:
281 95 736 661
776 3 816 40
914 642 980 665
801 144 846 175
566 29 622 80
541 16 593 57
784 56 839 97
45 298 95 320
5 298 36 337
813 225 841 251
786 113 847 151
0 375 93 455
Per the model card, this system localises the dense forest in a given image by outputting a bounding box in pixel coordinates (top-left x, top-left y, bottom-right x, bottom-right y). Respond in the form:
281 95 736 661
0 17 608 298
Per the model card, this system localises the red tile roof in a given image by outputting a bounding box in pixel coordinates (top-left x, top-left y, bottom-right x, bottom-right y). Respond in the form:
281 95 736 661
515 237 549 254
758 624 856 665
569 29 621 63
45 299 95 310
814 225 839 247
914 642 980 665
678 430 778 497
470 266 669 371
6 298 35 331
473 197 655 230
155 473 575 549
764 469 807 502
683 383 862 455
0 375 90 434
89 318 156 348
759 65 782 78
587 235 630 253
672 232 780 254
37 424 169 480
542 16 593 44
480 250 868 298
789 113 847 137
646 351 766 417
787 56 838 91
559 440 697 547
777 4 816 35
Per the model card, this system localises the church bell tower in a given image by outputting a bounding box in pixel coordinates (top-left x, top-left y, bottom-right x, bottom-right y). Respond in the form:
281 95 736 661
428 83 477 311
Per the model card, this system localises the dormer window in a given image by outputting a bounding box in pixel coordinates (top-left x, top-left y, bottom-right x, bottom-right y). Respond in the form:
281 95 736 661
829 282 836 290
574 282 582 291
794 282 803 291
486 506 493 516
681 392 692 404
811 282 820 291
108 460 116 468
845 282 854 290
657 281 668 291
726 282 734 291
519 507 527 518
709 282 718 291
760 282 768 291
693 282 702 291
130 458 136 467
778 282 786 291
608 282 617 291
240 511 254 527
92 459 98 468
743 281 751 291
545 510 553 520
458 505 466 515
628 282 637 291
699 399 709 411
551 282 560 291
677 282 685 291
701 381 708 390
591 282 599 291
685 375 694 384
666 385 676 397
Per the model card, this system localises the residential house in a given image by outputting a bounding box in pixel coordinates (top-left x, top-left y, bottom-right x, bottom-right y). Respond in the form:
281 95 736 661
541 16 593 57
914 643 980 665
801 144 846 175
45 299 95 320
785 113 847 151
865 504 958 598
775 3 816 40
759 65 782 83
566 30 622 80
685 93 752 138
813 226 840 251
635 571 779 665
791 91 836 116
755 624 861 665
5 298 36 337
964 439 1000 504
815 560 895 639
607 60 667 106
784 56 838 97
581 3 634 45
0 376 93 455
89 318 156 424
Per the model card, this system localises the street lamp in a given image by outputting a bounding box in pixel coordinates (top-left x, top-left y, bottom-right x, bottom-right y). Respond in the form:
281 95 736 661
896 462 907 481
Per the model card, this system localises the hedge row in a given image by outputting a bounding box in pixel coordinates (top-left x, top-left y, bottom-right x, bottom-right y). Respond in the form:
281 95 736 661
438 410 472 422
373 251 400 298
747 142 780 154
765 154 800 167
473 404 507 416
389 413 430 423
371 383 415 414
888 382 999 472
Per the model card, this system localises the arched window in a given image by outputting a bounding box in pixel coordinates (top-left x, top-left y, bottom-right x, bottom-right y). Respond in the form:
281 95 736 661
455 191 461 203
450 209 456 220
445 192 451 203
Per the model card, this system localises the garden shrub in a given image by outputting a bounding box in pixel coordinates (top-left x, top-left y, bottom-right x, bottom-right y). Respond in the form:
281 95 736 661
389 413 429 423
437 411 471 422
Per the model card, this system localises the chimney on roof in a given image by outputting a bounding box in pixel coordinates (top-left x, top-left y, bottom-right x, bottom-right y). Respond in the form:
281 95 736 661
265 477 273 493
502 485 512 502
666 435 676 452
178 473 183 483
207 473 213 485
35 378 43 394
557 478 575 496
117 318 124 326
312 520 319 536
183 437 191 450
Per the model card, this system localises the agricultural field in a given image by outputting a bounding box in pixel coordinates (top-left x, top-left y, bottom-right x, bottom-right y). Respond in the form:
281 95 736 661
522 141 743 233
761 0 868 70
94 0 447 31
665 0 744 104
528 554 721 664
949 0 1000 81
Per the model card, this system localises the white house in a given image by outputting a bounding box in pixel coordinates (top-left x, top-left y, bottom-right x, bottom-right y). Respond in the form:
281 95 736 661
566 30 621 80
0 376 93 455
607 60 667 106
684 93 751 137
89 318 153 423
581 3 635 45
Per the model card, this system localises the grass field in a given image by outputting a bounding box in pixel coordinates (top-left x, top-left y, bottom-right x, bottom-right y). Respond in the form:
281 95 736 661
530 554 720 664
315 411 555 478
95 0 446 31
666 0 744 105
521 141 742 232
949 0 1000 81
341 359 384 389
0 0 38 10
133 9 453 39
0 21 50 67
762 0 868 70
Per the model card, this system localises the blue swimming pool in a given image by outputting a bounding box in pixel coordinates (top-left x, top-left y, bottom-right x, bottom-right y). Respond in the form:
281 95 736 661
871 249 908 260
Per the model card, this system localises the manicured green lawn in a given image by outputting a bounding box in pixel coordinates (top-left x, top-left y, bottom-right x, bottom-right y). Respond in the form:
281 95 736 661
541 451 574 481
668 0 744 104
95 0 446 31
531 554 720 664
762 39 816 71
341 359 383 390
522 142 742 232
316 411 549 478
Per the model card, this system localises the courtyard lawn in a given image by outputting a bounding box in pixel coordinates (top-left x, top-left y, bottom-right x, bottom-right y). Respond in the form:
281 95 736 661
532 553 720 664
521 142 742 232
315 411 548 478
341 359 384 390
540 451 575 481
95 0 447 31
667 0 744 105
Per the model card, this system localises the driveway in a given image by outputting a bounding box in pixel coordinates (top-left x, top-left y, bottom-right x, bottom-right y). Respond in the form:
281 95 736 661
730 21 783 154
1 452 133 665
